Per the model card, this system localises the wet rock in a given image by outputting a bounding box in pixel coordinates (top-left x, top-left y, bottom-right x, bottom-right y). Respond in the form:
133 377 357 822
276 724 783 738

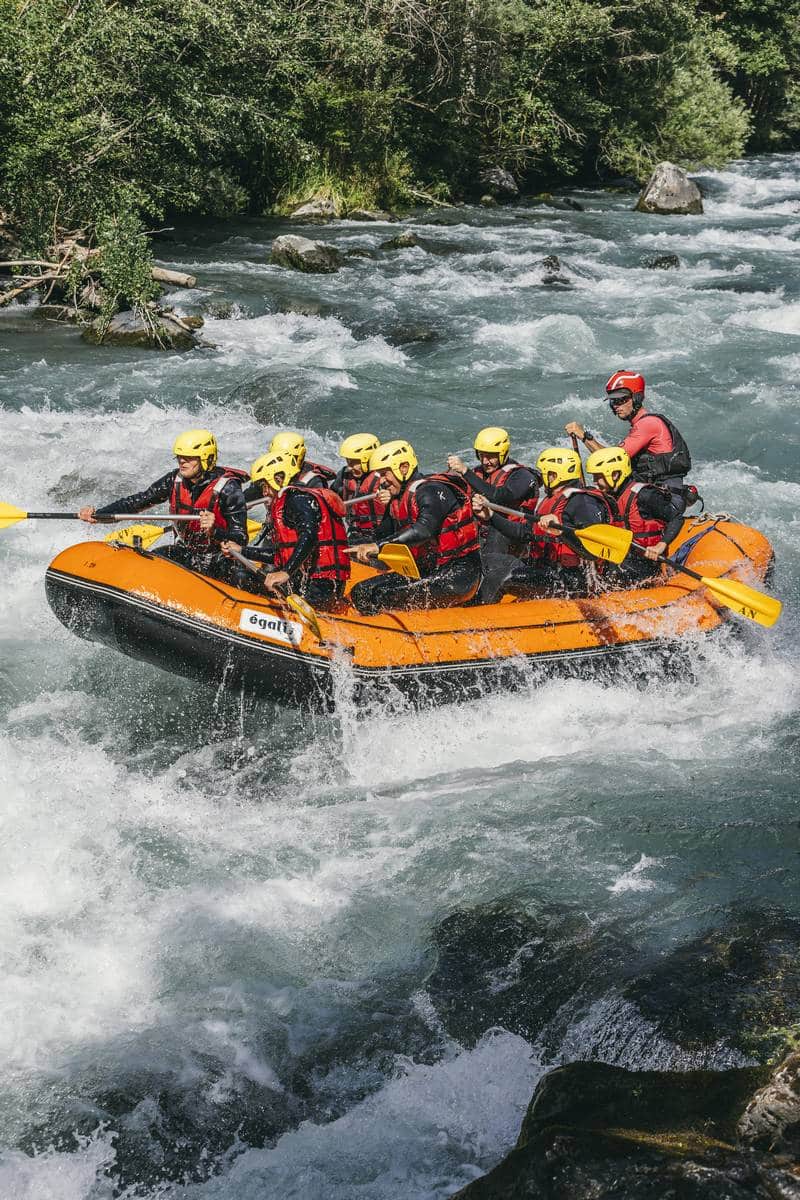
643 253 681 269
538 253 571 285
622 911 800 1061
345 247 378 260
270 234 342 273
427 899 629 1049
201 299 236 319
384 323 438 346
82 309 196 350
347 209 395 222
277 296 329 317
380 230 419 250
453 1062 798 1200
480 194 498 208
525 194 583 212
635 161 703 215
478 166 519 201
738 1051 800 1155
288 196 340 222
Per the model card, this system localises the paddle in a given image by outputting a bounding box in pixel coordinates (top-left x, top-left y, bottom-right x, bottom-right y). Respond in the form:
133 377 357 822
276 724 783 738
486 500 633 565
0 503 226 531
631 542 782 627
345 543 421 579
570 433 586 485
112 490 382 548
224 546 322 638
105 516 265 550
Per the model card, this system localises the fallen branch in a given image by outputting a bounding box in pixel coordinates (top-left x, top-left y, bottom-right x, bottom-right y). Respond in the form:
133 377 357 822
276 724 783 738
408 187 453 209
151 266 197 288
0 274 59 305
0 259 61 269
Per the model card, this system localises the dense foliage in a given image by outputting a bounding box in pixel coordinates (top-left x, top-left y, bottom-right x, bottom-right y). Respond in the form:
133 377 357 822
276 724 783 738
0 0 797 254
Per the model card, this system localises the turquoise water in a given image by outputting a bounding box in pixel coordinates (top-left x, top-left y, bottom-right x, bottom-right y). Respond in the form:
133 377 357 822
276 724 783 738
0 154 798 1198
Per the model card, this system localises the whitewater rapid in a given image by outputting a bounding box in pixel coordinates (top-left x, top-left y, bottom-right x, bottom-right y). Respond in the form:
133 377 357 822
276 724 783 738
0 153 798 1199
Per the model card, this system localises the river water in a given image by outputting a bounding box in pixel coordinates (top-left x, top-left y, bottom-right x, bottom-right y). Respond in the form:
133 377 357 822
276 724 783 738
0 154 798 1199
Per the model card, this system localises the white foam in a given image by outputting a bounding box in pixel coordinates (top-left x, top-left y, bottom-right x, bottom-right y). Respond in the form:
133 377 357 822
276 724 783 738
728 300 800 337
474 314 602 372
635 226 800 254
608 854 663 894
178 1031 542 1200
0 1128 117 1200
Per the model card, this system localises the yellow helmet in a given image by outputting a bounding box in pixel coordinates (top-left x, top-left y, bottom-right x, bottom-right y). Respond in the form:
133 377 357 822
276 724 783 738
339 433 380 471
536 446 582 489
172 429 218 472
474 426 511 466
250 451 300 491
586 446 632 490
269 431 306 466
368 440 418 483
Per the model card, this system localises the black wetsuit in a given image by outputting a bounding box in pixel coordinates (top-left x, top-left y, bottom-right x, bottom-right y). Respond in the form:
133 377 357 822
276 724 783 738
350 476 481 614
239 490 344 609
464 462 542 599
95 468 248 584
608 485 685 586
488 490 610 598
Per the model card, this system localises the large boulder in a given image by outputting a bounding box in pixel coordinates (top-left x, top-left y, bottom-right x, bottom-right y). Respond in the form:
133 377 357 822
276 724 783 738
288 196 340 222
82 309 196 350
635 162 703 215
478 166 519 202
270 234 342 274
452 1062 800 1200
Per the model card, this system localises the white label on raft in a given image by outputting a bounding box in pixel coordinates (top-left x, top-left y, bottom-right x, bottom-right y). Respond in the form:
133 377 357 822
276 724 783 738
239 608 303 646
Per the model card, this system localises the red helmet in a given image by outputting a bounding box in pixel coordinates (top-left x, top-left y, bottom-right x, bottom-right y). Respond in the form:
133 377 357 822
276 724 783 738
606 370 645 396
605 370 645 412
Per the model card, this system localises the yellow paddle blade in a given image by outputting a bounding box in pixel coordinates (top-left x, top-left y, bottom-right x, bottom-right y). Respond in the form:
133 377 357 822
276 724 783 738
701 574 782 628
283 592 322 639
246 518 263 542
377 544 420 579
572 523 632 564
104 524 166 549
0 502 28 530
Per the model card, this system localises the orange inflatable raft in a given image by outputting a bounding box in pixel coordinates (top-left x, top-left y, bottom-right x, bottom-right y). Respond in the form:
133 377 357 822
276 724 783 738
45 515 774 707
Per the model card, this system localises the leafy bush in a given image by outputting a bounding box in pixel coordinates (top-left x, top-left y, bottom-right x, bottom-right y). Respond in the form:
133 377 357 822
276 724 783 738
0 0 795 290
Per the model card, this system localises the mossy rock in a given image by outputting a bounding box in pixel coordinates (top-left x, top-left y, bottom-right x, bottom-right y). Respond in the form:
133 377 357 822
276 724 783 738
82 310 196 350
380 230 419 249
622 911 800 1060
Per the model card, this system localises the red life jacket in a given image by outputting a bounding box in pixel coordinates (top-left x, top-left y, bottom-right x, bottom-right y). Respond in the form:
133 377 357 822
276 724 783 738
612 481 666 548
170 466 248 549
348 469 387 537
272 486 350 582
532 486 612 568
390 474 479 571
